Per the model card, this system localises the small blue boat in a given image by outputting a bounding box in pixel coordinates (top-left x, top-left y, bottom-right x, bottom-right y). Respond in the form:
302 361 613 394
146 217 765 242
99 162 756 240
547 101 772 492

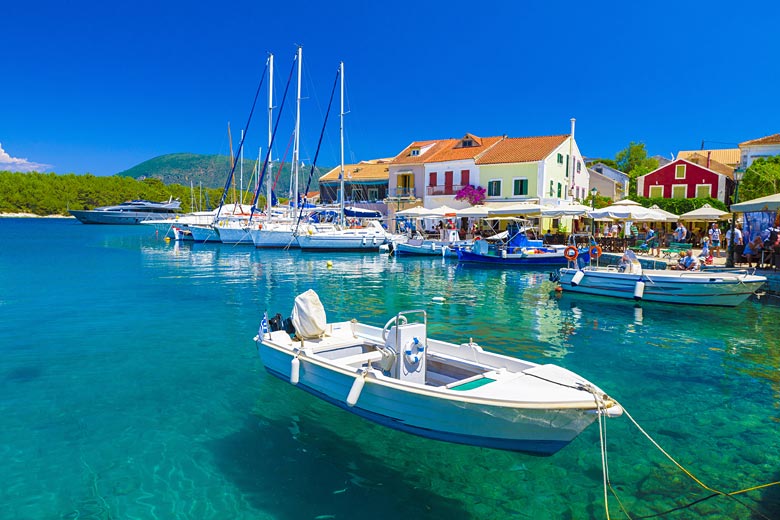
457 220 592 266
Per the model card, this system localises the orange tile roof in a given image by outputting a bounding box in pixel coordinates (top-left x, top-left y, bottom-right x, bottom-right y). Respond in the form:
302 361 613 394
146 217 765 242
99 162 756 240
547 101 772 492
426 135 504 163
476 134 569 164
677 148 740 167
739 133 780 146
390 139 457 165
681 154 734 177
319 158 392 182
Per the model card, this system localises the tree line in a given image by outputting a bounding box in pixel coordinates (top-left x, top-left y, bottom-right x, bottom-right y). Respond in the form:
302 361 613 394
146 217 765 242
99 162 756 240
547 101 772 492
0 171 270 216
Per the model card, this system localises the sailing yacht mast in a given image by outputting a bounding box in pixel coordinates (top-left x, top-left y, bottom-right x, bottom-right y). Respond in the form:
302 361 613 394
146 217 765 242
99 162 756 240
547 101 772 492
339 61 345 227
292 45 302 214
240 129 244 203
266 53 274 218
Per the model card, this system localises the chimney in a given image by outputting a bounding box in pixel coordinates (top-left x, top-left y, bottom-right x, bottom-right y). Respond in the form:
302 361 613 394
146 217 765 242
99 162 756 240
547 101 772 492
707 151 711 168
570 118 576 138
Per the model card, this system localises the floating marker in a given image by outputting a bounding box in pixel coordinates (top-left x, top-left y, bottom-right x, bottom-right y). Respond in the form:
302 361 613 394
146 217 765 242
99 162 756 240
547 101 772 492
432 296 446 302
326 260 333 268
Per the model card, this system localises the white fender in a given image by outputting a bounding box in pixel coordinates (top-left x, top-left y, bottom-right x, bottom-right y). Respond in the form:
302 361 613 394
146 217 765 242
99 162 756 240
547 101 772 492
346 375 365 407
290 357 300 384
571 270 585 286
634 280 645 300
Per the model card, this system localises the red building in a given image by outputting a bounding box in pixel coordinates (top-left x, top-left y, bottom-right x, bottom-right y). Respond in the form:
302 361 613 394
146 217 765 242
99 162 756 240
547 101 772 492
636 158 732 203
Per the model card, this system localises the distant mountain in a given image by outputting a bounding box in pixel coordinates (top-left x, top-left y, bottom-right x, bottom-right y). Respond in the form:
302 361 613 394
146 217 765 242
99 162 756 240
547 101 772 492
117 153 328 194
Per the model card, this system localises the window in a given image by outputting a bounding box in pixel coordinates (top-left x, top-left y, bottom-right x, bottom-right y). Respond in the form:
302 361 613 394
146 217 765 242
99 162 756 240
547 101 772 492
649 185 664 198
695 184 711 198
557 182 562 198
368 188 379 201
461 170 470 186
487 180 501 197
549 180 554 196
672 185 686 199
577 161 581 173
513 178 528 196
461 139 474 147
429 172 437 186
410 148 420 157
675 164 686 179
557 153 563 164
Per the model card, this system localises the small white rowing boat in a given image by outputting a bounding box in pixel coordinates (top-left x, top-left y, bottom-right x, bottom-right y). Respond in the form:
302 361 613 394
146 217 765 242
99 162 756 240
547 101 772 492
255 290 622 455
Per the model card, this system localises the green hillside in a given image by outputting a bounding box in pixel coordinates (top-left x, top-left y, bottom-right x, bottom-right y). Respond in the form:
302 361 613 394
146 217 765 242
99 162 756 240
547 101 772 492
118 153 328 194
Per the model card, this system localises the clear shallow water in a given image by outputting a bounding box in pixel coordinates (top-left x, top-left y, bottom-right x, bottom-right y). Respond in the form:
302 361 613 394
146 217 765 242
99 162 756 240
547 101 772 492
1 218 778 520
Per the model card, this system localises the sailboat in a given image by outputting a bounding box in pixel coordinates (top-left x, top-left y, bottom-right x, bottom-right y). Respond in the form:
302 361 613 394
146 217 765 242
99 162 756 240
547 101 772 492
249 48 308 249
296 62 391 252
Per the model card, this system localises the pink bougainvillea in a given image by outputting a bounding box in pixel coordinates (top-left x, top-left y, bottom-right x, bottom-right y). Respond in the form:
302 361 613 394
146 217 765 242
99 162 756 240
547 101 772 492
455 184 486 205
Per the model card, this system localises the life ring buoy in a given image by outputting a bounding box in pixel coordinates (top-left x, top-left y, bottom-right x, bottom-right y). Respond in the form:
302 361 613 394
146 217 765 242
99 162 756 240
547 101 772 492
564 246 579 261
589 245 602 258
404 337 424 364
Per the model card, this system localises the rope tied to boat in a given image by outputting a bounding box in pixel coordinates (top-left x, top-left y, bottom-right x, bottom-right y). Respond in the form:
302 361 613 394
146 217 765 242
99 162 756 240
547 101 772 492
577 383 780 519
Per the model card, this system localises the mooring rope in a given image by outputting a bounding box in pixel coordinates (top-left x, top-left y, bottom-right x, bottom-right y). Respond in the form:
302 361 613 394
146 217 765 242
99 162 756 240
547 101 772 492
587 387 779 520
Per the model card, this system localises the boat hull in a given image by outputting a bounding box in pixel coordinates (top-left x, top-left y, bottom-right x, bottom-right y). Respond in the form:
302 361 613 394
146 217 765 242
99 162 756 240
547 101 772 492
457 248 569 266
215 225 253 245
257 321 618 456
297 232 387 252
69 210 177 225
394 240 457 257
249 227 299 248
188 224 221 243
557 267 766 306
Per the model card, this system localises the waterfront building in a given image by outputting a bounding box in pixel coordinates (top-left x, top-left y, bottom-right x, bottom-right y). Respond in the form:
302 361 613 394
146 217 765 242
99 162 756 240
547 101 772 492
739 133 780 169
636 158 733 204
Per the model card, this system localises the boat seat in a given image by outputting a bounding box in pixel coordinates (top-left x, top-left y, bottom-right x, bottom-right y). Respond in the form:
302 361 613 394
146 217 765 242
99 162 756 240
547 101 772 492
336 350 384 367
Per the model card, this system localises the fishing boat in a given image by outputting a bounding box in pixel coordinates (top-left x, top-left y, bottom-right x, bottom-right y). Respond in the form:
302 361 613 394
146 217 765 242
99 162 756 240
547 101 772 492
69 198 181 224
457 220 591 266
255 290 623 455
553 250 767 306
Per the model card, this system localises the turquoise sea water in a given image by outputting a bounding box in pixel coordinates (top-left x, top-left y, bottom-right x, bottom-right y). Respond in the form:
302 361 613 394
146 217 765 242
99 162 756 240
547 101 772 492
1 218 778 520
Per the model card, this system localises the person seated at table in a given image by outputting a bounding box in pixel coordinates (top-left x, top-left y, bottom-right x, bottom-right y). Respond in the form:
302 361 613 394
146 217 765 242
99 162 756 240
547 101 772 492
671 250 700 270
744 235 764 268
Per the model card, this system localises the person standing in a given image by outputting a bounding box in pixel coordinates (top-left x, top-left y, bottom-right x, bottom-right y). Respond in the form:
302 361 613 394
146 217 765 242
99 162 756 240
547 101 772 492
646 226 660 257
708 223 722 258
674 222 687 243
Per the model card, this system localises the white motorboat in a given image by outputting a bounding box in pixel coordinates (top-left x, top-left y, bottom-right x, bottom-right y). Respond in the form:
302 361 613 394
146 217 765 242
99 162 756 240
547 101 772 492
554 250 766 306
255 290 622 455
69 198 181 225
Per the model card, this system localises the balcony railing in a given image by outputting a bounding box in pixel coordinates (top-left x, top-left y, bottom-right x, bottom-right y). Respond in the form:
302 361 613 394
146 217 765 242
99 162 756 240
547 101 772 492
388 187 416 198
426 184 466 196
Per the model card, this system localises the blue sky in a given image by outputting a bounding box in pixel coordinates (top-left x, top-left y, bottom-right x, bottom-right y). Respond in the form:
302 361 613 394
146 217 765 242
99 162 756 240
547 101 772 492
2 0 778 176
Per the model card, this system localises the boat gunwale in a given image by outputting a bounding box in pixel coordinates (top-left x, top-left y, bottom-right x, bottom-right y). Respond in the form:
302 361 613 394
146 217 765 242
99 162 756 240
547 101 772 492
259 335 616 412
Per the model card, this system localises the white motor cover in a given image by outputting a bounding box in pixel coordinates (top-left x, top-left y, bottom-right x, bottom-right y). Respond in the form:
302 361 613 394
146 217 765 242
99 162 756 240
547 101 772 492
291 289 327 339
